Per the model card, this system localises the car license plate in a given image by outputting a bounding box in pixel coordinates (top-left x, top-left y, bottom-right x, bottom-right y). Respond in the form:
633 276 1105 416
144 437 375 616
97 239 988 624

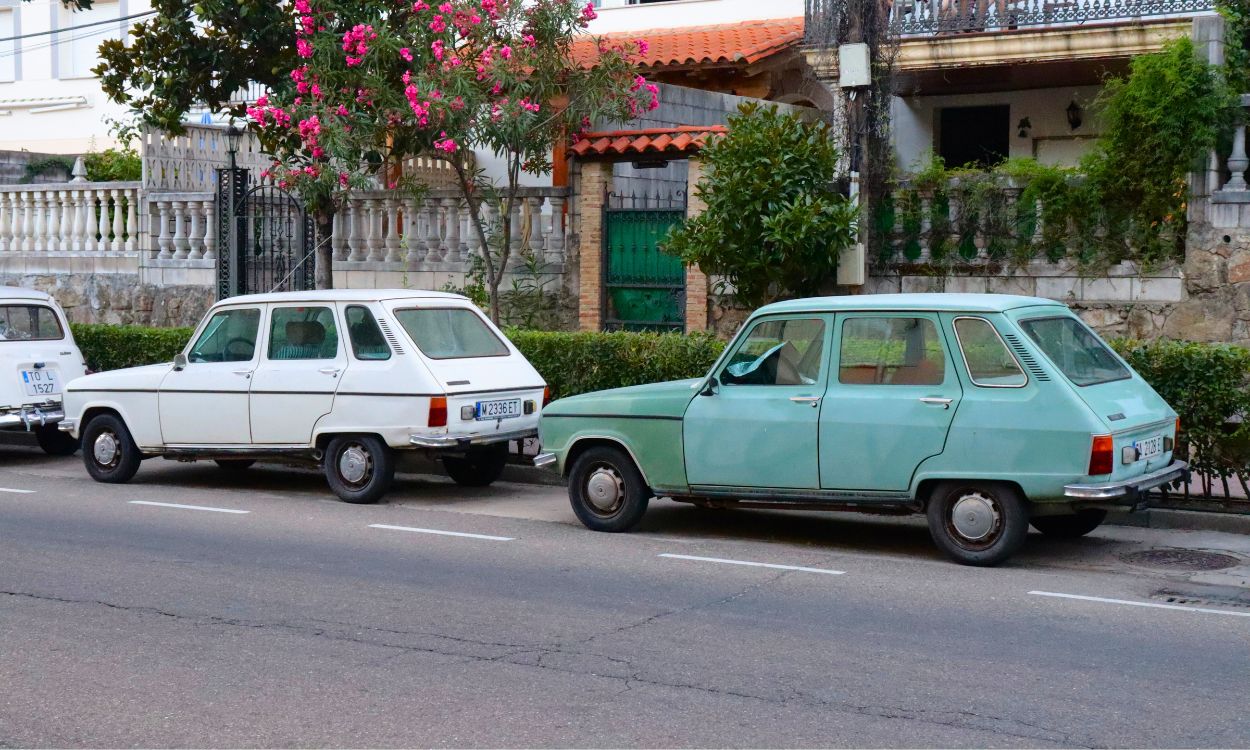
475 398 522 420
20 369 58 397
1134 435 1163 461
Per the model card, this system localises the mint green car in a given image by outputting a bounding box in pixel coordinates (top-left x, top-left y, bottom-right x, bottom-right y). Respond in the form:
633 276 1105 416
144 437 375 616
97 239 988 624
538 294 1186 566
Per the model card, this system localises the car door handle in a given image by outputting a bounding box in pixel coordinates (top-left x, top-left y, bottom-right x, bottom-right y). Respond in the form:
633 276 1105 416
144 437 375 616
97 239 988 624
919 397 952 409
232 370 252 379
318 367 341 376
790 396 821 407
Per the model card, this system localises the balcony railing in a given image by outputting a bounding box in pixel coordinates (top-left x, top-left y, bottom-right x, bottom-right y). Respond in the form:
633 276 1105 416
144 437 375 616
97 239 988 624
805 0 1214 39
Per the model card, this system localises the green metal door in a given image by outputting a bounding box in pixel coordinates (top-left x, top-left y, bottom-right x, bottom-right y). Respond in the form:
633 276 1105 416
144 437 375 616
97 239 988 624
603 205 686 332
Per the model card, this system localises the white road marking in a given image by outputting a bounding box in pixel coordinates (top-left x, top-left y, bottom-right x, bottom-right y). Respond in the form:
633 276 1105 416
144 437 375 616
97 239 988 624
369 524 514 542
0 487 35 494
128 500 250 515
1030 590 1250 619
659 553 845 576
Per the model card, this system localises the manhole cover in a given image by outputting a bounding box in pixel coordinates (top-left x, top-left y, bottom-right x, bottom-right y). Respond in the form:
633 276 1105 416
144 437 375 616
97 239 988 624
1120 549 1240 571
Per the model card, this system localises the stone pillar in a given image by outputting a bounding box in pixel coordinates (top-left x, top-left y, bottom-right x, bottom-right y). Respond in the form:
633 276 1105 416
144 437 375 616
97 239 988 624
683 158 710 333
576 161 611 331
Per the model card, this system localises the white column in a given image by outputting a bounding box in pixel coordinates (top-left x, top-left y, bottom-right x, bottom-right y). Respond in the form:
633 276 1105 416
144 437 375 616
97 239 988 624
384 197 401 263
125 191 138 253
59 191 73 254
203 199 216 260
96 191 109 253
156 200 172 259
20 192 33 252
172 200 189 259
31 191 46 254
547 195 566 264
424 199 442 262
69 190 84 253
365 198 383 262
187 200 204 259
46 190 61 253
332 210 347 261
0 192 10 253
443 197 461 263
404 197 422 266
110 189 125 254
347 198 365 262
1225 124 1249 192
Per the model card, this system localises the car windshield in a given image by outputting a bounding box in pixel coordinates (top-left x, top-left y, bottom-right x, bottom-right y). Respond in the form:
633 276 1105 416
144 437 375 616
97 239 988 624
394 307 509 359
1018 316 1130 387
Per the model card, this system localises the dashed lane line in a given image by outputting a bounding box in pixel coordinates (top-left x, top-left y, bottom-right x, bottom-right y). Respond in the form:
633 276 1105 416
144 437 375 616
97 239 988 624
1030 590 1250 619
658 553 846 576
0 487 35 494
369 523 514 542
128 500 250 515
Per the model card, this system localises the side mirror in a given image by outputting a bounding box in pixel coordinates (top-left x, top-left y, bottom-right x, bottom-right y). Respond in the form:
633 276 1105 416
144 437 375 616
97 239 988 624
700 375 719 397
173 353 188 372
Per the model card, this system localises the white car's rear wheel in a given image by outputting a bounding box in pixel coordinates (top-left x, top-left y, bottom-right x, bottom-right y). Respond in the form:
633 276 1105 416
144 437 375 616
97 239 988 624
82 414 141 484
324 435 395 504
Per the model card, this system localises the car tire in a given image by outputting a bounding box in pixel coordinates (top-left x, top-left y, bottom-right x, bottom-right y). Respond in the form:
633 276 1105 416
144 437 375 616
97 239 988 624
568 446 650 533
36 424 79 456
926 481 1029 567
443 444 507 487
214 459 256 470
324 435 395 504
1030 509 1107 538
82 414 141 484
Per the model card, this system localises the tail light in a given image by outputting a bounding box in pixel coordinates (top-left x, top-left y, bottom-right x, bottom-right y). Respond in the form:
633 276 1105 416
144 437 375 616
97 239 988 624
542 386 551 407
1176 417 1182 435
428 396 447 428
1088 434 1114 476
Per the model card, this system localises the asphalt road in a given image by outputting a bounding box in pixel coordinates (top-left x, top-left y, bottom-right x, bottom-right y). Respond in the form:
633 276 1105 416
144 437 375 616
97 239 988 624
2 437 1249 748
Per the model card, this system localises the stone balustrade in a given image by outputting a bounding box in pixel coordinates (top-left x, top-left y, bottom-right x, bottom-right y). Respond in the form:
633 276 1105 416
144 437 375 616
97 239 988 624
331 187 570 270
146 192 218 261
0 182 142 256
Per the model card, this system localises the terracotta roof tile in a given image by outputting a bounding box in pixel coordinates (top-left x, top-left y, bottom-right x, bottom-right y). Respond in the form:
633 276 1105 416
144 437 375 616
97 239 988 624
572 17 804 70
570 125 728 158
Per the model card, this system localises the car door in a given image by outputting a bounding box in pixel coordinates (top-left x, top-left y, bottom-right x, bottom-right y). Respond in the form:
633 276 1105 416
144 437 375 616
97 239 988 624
250 303 348 444
819 313 962 492
159 305 263 445
684 314 830 490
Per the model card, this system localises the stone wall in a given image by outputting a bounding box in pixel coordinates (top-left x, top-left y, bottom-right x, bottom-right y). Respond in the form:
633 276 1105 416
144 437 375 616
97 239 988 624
0 273 214 328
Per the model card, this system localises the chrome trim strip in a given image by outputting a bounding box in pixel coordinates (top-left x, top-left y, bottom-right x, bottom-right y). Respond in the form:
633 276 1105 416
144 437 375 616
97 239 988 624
543 413 682 421
409 427 538 449
1064 460 1188 500
689 484 913 502
532 452 557 469
0 406 65 430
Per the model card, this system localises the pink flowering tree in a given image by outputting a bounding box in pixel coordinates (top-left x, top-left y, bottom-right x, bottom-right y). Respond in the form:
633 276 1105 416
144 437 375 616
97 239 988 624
248 0 658 318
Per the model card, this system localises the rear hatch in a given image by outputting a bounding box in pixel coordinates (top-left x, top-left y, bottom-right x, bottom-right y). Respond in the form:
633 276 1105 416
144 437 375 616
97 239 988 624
384 301 546 441
0 302 86 412
1072 377 1177 481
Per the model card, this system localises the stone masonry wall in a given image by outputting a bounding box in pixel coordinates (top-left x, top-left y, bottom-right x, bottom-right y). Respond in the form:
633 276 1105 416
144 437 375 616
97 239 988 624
0 273 214 328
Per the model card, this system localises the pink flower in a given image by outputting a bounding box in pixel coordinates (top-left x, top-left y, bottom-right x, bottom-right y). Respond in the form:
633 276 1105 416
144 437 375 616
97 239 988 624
581 2 597 22
294 0 311 13
438 2 452 11
339 172 349 187
429 15 446 33
635 38 650 56
431 39 445 61
296 38 313 58
521 34 536 48
434 132 458 153
412 0 428 9
336 104 350 117
399 47 413 62
499 45 512 60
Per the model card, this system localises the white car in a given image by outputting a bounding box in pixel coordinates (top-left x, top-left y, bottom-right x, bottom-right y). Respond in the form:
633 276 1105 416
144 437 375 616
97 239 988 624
0 286 86 455
60 290 552 503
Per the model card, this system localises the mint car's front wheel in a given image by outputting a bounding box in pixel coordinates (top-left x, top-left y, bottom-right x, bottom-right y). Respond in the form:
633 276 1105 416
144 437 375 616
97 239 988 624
569 446 650 532
926 481 1029 567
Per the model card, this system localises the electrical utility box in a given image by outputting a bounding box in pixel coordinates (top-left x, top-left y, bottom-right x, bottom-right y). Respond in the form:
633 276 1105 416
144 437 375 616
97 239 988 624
837 243 866 286
839 43 871 88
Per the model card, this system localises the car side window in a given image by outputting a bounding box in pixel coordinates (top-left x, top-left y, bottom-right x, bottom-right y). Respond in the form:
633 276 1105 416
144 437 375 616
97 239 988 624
268 306 340 361
721 318 826 386
188 308 261 363
0 304 63 341
839 317 945 385
345 305 392 361
953 317 1027 387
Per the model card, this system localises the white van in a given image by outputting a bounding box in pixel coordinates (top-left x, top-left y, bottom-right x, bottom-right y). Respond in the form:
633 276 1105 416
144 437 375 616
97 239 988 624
0 287 86 455
60 290 551 502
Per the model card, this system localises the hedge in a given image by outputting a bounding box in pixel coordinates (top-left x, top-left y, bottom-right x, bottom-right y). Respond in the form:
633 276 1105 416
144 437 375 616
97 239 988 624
69 323 725 400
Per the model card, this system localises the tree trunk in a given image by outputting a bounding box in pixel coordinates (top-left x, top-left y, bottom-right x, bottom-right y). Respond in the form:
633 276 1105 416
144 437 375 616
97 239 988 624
314 208 335 290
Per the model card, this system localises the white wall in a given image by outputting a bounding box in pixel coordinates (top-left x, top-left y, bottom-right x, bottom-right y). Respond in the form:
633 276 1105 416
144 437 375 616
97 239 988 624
589 0 804 33
891 85 1103 173
0 0 151 154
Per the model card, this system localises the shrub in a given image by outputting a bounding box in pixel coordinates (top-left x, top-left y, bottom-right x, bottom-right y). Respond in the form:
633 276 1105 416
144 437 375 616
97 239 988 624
84 147 142 183
1112 338 1250 490
506 329 725 400
71 323 193 373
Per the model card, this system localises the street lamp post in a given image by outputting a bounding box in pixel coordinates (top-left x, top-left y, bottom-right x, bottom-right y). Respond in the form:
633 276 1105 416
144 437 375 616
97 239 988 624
219 122 246 299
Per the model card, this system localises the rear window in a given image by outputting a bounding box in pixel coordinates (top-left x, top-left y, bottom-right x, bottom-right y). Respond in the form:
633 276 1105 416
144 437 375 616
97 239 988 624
394 307 509 360
1019 316 1130 387
0 304 63 341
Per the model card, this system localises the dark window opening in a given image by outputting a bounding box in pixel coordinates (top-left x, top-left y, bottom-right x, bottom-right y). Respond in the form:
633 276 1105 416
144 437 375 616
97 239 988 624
938 105 1010 169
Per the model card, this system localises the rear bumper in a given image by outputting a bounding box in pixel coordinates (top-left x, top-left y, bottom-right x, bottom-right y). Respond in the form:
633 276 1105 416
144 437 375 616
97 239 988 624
409 427 538 450
0 405 65 430
1064 460 1189 501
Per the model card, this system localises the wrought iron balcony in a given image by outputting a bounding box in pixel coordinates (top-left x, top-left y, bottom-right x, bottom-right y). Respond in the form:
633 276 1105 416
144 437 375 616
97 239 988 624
805 0 1215 40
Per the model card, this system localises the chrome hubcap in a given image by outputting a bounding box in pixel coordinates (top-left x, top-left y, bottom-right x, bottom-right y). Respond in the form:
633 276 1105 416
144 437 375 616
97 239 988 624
951 492 998 541
338 445 371 485
93 431 118 466
585 467 624 512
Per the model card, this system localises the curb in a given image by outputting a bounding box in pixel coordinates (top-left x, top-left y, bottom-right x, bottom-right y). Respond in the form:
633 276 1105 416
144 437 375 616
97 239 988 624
1107 508 1250 535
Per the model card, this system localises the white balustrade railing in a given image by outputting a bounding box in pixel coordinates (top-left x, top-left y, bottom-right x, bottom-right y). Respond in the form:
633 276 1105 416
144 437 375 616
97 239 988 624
146 192 217 262
1210 94 1250 204
0 182 142 256
331 187 569 268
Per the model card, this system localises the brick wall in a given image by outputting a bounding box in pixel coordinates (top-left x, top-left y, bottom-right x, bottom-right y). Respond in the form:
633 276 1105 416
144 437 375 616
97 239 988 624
576 162 611 331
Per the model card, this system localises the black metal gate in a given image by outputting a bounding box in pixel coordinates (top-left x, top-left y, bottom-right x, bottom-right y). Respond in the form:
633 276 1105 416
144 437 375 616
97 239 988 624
602 191 687 332
217 168 315 299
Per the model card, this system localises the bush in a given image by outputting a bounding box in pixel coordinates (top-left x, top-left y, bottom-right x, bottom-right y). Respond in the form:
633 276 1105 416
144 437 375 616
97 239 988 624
1112 339 1250 489
84 147 142 182
72 323 193 373
506 329 725 400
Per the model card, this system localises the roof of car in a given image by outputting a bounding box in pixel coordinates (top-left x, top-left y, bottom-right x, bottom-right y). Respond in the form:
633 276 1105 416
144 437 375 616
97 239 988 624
756 293 1068 315
0 286 52 301
219 289 469 305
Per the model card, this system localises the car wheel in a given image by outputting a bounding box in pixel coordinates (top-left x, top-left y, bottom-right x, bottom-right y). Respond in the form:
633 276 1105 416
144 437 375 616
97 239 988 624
926 481 1029 567
82 414 141 484
1030 509 1107 539
324 435 395 504
36 424 79 456
443 444 507 487
568 446 650 533
214 459 256 470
